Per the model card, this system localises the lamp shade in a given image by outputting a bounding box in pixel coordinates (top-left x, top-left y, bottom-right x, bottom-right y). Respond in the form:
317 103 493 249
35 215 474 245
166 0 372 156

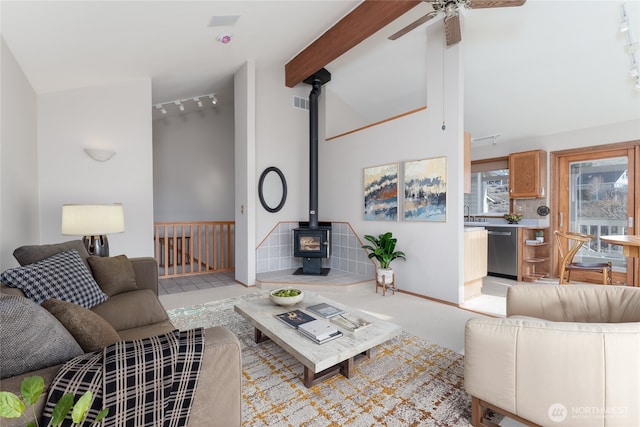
61 204 125 235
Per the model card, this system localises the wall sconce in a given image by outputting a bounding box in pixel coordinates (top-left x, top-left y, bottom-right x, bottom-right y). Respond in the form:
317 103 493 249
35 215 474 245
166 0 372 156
61 203 125 257
84 148 116 162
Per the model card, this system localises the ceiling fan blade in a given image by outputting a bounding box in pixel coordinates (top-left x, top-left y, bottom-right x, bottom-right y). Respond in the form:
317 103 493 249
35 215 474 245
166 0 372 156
467 0 526 9
444 14 461 46
388 11 438 40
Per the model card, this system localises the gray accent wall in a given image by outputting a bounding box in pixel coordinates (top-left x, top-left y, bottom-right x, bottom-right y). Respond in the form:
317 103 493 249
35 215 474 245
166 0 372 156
152 101 235 223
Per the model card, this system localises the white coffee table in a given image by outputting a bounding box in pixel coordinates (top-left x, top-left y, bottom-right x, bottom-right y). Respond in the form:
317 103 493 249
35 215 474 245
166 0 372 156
234 292 402 387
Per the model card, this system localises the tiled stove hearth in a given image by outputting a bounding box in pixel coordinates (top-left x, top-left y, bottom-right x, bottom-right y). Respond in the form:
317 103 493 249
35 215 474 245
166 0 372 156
256 222 374 280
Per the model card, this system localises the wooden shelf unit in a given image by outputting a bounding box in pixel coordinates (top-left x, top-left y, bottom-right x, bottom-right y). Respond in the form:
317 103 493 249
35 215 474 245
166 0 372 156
518 227 551 282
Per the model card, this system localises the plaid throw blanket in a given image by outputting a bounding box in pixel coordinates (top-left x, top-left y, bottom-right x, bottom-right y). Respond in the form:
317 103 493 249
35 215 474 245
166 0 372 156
41 328 204 427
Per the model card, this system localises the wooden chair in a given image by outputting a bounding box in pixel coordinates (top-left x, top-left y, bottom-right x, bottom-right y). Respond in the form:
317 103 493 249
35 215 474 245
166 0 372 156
554 230 612 285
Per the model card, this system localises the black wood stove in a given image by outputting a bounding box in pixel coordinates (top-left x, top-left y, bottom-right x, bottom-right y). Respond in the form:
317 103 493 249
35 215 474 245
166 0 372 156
293 68 332 276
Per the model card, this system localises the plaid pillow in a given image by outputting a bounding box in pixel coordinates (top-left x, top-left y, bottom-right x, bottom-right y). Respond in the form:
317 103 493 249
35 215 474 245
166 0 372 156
0 250 108 308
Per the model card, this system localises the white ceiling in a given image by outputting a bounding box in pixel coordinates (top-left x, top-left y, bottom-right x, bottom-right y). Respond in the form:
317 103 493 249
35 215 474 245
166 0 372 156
2 0 639 144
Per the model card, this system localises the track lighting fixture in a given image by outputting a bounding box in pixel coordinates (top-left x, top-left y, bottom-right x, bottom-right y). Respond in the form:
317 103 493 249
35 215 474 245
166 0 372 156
620 3 640 90
152 93 218 114
471 134 500 145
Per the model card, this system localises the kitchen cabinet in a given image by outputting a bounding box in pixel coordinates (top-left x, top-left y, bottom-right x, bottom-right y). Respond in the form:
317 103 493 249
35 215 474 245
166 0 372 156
464 227 487 301
464 132 471 193
518 226 551 282
509 149 547 198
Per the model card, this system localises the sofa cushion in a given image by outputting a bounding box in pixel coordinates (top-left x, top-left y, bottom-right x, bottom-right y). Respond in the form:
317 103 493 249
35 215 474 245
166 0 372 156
0 295 83 379
42 299 121 352
13 240 91 269
91 289 170 332
0 250 108 308
87 254 138 296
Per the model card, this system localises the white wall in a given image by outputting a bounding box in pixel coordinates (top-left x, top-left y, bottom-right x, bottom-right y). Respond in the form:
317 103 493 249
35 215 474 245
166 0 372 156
319 30 465 303
152 106 234 222
37 80 154 257
0 37 39 269
254 64 311 242
471 119 640 160
234 60 257 286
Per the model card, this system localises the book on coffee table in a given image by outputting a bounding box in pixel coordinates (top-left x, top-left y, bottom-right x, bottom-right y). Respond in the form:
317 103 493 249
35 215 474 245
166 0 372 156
275 310 316 329
298 319 343 344
299 328 343 345
306 303 344 318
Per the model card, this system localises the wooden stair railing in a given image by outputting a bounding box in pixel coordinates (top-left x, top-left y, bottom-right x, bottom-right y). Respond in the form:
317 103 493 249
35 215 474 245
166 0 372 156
153 221 235 278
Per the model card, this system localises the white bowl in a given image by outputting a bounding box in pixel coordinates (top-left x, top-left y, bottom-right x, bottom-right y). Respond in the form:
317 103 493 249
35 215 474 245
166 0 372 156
269 288 304 306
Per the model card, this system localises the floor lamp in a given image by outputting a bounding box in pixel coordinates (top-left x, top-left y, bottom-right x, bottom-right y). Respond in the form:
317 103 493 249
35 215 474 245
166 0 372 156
61 204 125 257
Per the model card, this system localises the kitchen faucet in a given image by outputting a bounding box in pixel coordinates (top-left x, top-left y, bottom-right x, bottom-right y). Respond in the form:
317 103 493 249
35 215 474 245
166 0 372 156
464 204 470 222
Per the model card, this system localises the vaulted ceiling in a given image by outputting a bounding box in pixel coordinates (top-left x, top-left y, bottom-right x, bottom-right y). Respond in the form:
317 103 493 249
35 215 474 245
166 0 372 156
2 0 638 145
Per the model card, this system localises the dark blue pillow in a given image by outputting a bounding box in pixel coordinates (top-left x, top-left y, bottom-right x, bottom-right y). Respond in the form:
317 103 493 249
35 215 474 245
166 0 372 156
0 250 108 308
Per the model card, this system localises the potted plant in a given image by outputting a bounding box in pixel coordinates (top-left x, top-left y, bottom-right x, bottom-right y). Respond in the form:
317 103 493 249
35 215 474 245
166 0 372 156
362 232 406 284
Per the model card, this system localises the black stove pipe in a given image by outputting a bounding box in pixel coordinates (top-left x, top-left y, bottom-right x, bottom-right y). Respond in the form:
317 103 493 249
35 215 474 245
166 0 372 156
308 80 321 230
303 68 331 230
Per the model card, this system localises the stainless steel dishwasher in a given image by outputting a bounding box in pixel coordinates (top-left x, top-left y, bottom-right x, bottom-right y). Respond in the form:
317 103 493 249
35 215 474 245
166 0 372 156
486 226 519 279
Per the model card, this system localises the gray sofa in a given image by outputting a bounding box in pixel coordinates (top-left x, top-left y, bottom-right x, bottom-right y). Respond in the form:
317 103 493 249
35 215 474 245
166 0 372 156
0 241 241 427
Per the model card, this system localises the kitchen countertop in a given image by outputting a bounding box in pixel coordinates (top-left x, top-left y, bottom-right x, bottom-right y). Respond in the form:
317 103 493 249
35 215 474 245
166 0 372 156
464 219 550 228
464 226 487 232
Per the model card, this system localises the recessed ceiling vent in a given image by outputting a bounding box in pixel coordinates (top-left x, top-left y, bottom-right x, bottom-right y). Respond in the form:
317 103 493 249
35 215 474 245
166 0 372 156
208 15 240 27
293 96 309 111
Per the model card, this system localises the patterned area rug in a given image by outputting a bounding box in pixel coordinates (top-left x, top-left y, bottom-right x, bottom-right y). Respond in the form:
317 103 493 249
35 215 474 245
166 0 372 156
167 293 484 427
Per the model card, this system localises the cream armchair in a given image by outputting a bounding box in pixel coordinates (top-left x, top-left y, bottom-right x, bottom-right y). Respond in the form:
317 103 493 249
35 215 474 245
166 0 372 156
464 285 640 427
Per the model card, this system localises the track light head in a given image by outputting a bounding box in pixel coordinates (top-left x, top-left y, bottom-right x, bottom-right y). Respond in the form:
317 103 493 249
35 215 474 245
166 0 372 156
619 20 630 33
210 94 218 105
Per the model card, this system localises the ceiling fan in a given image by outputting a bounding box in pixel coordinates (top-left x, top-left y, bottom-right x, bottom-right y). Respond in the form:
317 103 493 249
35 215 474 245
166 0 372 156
388 0 526 46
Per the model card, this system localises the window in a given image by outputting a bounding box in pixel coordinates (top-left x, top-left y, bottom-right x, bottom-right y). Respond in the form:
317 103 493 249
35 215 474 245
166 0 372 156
464 159 509 215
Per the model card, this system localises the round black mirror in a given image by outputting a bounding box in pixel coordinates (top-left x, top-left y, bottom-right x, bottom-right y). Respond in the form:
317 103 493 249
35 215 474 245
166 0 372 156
258 167 287 213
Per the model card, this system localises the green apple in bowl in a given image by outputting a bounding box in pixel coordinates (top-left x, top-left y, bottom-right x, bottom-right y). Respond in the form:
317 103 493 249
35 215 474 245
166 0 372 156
269 288 304 306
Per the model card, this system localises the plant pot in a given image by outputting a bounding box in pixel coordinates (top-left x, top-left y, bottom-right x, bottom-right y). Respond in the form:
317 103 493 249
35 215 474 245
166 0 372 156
377 268 394 284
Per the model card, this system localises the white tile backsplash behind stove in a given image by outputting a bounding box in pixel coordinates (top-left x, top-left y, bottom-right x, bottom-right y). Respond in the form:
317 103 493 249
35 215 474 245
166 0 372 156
256 221 374 277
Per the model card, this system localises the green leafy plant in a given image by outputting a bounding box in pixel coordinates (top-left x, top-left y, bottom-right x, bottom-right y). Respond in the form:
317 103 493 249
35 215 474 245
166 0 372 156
362 232 406 270
0 376 108 427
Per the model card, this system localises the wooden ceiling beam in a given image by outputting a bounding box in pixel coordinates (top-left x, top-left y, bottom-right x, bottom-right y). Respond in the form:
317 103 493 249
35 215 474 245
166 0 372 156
285 0 421 88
